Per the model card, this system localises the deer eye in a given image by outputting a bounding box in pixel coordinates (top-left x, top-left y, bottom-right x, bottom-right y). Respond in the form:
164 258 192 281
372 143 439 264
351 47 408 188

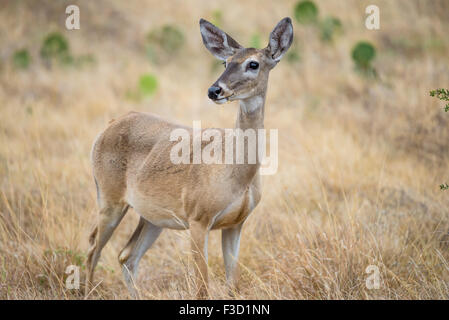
222 61 226 68
249 61 259 70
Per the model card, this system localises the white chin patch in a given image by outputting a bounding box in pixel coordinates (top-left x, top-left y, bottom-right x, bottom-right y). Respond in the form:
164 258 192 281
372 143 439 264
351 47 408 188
214 98 228 104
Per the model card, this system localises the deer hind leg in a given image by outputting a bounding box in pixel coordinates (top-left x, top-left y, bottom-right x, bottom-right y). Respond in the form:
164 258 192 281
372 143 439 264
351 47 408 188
85 203 129 296
118 217 162 299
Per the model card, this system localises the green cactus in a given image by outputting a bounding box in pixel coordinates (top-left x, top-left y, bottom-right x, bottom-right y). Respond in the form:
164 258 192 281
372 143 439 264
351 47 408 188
211 10 223 28
147 25 184 54
74 54 96 68
146 24 185 64
320 16 342 42
286 48 300 63
40 32 72 64
294 1 319 24
351 41 376 77
13 49 31 69
249 33 262 49
139 74 158 97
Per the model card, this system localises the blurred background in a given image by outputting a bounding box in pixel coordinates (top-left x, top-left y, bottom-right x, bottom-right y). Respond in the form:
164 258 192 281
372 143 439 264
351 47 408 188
0 0 448 299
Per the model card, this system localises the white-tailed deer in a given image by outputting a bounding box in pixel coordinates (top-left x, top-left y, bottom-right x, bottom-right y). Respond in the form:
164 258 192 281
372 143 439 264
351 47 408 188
85 17 293 298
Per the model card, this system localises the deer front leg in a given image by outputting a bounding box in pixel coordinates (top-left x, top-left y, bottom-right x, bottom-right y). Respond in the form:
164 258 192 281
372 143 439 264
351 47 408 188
222 222 243 293
189 220 209 299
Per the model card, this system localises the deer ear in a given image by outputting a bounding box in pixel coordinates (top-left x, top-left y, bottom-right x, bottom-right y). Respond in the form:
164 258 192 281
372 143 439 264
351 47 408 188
199 19 243 61
266 17 293 64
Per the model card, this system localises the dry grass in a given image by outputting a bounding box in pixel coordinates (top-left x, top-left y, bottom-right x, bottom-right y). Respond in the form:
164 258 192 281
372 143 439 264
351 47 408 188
0 0 448 299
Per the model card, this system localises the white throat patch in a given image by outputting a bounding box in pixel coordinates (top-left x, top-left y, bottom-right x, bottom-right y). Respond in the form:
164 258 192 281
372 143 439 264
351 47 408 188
240 95 263 113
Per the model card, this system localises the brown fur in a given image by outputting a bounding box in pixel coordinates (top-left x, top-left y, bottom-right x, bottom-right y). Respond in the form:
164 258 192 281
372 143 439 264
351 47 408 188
85 17 293 299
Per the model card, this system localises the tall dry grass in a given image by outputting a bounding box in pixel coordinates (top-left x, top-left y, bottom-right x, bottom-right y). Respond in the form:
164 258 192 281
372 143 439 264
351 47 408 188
0 0 448 299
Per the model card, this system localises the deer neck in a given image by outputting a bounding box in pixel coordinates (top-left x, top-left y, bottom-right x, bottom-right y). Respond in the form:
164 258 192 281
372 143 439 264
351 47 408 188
235 92 266 131
229 91 266 185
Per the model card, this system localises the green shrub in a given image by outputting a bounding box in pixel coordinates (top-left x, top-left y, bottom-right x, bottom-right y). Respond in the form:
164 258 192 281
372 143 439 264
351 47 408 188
74 54 96 68
147 25 184 54
351 41 376 73
146 24 184 64
294 1 318 24
139 74 158 97
211 10 223 27
249 33 262 49
430 88 449 190
40 32 72 64
145 45 158 64
430 88 449 112
320 16 342 42
286 48 300 63
13 49 31 69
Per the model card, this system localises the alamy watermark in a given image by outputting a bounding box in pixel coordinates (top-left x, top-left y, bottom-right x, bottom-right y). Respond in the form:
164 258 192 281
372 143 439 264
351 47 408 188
169 121 278 175
64 263 382 290
365 265 380 289
365 5 380 30
65 265 80 290
65 5 80 30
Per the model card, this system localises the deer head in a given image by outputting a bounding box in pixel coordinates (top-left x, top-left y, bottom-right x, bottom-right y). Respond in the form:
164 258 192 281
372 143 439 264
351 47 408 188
200 17 293 104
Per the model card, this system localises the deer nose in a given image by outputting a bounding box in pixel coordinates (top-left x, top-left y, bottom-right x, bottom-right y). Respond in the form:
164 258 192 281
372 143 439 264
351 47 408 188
208 86 222 100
